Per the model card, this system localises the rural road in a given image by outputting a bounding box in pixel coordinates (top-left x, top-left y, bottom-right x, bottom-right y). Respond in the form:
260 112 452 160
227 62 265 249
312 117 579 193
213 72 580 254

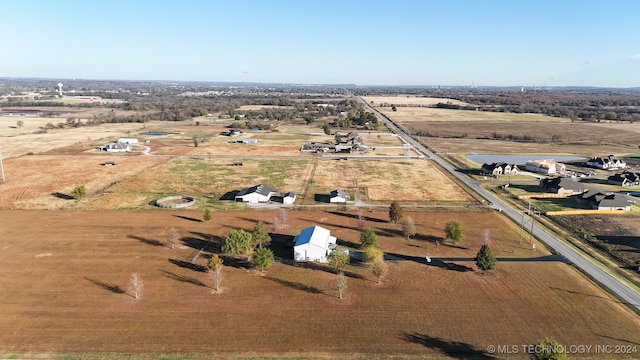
359 97 640 313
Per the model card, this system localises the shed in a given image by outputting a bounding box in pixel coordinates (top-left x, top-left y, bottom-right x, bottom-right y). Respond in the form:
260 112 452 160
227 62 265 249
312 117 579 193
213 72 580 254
283 192 296 205
329 189 350 203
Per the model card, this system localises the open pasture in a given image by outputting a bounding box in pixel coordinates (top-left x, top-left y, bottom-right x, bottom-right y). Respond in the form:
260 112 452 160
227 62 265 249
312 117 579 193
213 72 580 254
363 96 470 108
366 98 640 157
0 154 167 209
376 106 567 123
0 119 145 159
0 209 638 358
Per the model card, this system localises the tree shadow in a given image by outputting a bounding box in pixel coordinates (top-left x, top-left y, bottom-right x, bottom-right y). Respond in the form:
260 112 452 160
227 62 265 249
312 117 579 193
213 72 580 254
188 231 223 253
400 332 497 360
168 258 207 272
52 192 75 200
159 270 206 288
181 234 212 251
337 238 360 249
326 210 387 223
287 260 364 279
384 252 474 272
549 286 634 306
128 234 164 247
219 254 251 269
263 276 323 295
269 233 294 260
85 277 125 294
596 333 640 346
172 214 203 223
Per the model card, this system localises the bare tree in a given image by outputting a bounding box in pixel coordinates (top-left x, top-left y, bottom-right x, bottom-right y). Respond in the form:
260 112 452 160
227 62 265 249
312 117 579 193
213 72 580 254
208 254 224 292
210 268 223 292
278 209 287 226
356 209 366 230
167 227 179 249
271 216 282 233
129 273 144 299
349 169 362 189
336 271 347 300
402 216 416 240
482 229 490 245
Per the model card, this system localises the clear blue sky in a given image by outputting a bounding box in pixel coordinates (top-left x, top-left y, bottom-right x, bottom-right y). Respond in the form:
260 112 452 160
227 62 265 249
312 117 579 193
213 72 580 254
2 0 640 87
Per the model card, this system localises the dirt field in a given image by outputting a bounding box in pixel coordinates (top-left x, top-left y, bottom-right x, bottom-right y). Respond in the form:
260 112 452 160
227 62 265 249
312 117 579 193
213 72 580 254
559 214 640 268
0 209 638 358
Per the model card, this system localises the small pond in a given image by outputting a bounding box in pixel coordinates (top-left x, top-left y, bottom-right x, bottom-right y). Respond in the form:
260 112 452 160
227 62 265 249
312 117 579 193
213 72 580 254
141 131 168 136
466 154 586 165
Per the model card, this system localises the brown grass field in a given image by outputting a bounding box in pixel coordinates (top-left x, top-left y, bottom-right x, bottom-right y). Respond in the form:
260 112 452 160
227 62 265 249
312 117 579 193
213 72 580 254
1 209 639 359
366 97 640 157
2 104 640 359
363 96 470 108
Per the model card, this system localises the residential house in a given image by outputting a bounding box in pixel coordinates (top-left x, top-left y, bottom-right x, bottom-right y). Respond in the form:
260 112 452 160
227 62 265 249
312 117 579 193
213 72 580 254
540 177 585 195
481 162 520 176
235 184 279 203
329 189 350 203
293 225 338 262
586 155 627 170
577 190 630 211
525 159 566 175
607 171 640 187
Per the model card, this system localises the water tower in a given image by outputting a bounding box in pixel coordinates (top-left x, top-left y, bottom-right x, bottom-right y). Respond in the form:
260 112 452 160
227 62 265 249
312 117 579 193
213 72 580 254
57 83 63 96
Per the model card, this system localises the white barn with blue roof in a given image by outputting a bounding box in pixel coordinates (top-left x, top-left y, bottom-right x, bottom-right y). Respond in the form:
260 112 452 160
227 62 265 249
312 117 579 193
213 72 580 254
293 225 337 262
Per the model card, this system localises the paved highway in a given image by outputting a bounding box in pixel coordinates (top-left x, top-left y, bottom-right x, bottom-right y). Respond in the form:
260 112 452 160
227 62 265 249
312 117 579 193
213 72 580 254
359 98 640 312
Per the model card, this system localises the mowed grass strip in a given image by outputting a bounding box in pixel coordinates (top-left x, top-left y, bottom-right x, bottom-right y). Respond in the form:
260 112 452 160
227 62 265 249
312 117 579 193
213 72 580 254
0 210 638 358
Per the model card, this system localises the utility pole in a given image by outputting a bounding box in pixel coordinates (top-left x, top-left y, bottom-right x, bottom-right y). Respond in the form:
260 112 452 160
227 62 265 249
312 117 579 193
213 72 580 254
519 207 525 245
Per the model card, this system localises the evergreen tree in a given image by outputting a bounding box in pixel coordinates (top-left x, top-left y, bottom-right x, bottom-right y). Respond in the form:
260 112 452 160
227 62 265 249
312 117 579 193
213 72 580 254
222 229 252 255
475 244 497 271
360 228 378 248
252 221 271 248
388 201 403 223
251 247 274 272
203 208 211 222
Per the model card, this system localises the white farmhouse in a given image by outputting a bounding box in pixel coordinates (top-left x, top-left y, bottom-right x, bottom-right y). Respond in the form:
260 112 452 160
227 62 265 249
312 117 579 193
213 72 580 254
99 141 131 152
235 184 279 203
293 225 337 262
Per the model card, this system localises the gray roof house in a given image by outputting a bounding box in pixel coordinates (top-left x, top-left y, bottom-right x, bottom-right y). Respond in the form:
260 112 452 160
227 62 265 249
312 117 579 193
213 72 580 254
586 155 627 170
540 177 585 195
577 190 630 211
481 162 520 176
235 184 279 204
607 171 640 187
